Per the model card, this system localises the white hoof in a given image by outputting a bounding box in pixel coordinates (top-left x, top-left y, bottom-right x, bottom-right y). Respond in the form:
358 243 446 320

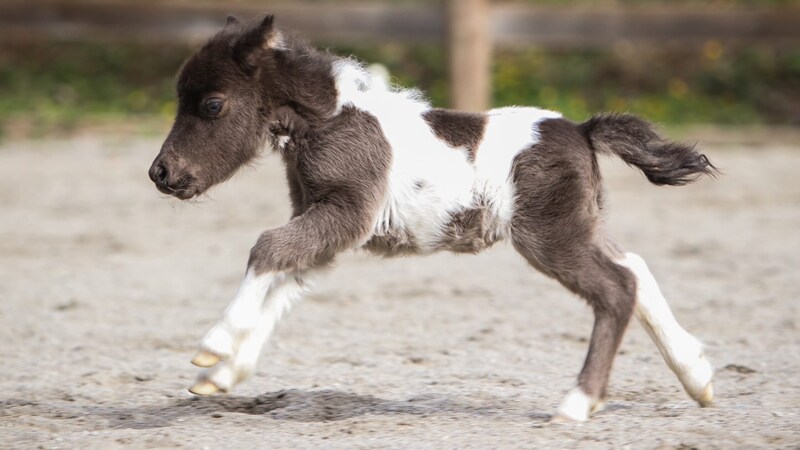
554 388 602 422
191 350 221 368
189 361 239 395
188 380 222 396
676 350 714 405
694 382 714 406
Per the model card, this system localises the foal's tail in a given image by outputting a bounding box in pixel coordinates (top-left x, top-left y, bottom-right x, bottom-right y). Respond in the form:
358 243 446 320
578 113 717 186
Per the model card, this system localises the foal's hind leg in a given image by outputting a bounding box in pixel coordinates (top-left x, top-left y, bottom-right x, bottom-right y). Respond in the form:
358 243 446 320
617 253 714 405
513 238 637 421
510 122 637 421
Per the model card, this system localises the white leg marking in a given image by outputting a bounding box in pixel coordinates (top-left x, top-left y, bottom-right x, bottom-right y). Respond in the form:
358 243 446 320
191 271 308 394
197 270 276 359
554 387 604 422
618 253 714 405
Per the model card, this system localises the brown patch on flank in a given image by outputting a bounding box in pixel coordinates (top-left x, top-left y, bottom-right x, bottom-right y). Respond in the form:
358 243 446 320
422 109 487 162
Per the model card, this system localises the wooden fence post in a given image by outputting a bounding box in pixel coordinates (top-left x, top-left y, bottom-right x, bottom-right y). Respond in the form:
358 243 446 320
445 0 491 112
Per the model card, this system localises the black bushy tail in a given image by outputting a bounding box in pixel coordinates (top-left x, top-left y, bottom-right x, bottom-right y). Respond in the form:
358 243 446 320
578 113 717 186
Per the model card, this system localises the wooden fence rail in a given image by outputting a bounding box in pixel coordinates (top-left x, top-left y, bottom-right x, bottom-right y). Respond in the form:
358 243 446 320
1 0 797 46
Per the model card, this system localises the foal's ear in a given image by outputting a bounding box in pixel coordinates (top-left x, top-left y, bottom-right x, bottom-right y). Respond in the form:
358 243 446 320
225 15 240 27
233 13 284 75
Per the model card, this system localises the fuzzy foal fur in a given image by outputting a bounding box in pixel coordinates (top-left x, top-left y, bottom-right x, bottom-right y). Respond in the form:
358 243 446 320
149 15 717 421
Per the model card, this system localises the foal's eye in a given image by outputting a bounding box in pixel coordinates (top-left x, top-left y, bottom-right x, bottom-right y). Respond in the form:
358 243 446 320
202 98 224 117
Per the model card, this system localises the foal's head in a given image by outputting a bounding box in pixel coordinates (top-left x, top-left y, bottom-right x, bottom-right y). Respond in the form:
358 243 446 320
148 14 336 199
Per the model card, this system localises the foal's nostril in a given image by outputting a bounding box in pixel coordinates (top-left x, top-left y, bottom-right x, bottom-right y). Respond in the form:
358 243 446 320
156 165 167 183
149 162 169 185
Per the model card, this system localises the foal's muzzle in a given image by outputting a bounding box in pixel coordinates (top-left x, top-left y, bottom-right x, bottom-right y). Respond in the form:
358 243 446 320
148 158 198 200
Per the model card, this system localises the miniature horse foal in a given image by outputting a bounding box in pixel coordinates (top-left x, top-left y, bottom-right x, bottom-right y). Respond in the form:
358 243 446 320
149 15 716 421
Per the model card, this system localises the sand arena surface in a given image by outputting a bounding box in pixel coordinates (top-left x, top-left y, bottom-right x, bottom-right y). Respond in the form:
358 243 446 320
0 135 797 448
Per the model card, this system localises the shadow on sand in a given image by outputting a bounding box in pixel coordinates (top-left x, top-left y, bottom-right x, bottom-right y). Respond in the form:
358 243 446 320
1 389 552 430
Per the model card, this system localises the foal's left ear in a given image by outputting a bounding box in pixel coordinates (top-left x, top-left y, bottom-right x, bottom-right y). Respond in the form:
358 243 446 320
233 13 285 74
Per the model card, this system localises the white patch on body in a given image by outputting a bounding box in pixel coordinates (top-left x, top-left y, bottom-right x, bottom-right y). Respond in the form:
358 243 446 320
195 270 309 390
367 63 391 90
618 253 714 400
331 59 561 252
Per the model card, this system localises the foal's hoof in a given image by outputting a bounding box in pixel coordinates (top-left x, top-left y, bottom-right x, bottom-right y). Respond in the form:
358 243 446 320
553 388 603 422
191 351 221 368
188 380 223 396
694 382 714 407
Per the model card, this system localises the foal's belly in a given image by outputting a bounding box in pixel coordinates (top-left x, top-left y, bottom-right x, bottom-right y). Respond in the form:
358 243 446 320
362 193 506 257
432 201 505 253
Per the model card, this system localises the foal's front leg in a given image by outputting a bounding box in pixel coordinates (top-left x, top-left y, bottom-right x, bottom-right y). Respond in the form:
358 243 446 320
188 203 370 394
189 270 308 394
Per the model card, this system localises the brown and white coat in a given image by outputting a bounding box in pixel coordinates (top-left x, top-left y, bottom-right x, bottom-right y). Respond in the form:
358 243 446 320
149 15 717 422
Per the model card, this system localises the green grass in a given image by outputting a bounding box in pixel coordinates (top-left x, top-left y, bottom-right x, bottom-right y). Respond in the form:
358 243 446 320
490 45 798 124
0 41 185 137
0 39 797 139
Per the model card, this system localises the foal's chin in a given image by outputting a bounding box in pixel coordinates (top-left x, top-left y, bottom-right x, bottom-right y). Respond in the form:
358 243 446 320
160 185 204 200
174 189 201 200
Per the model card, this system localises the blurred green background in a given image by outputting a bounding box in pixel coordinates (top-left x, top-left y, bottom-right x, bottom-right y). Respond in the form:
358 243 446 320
0 0 797 139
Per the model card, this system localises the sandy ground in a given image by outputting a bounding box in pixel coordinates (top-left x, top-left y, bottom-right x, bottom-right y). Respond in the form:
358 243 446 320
0 133 798 449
